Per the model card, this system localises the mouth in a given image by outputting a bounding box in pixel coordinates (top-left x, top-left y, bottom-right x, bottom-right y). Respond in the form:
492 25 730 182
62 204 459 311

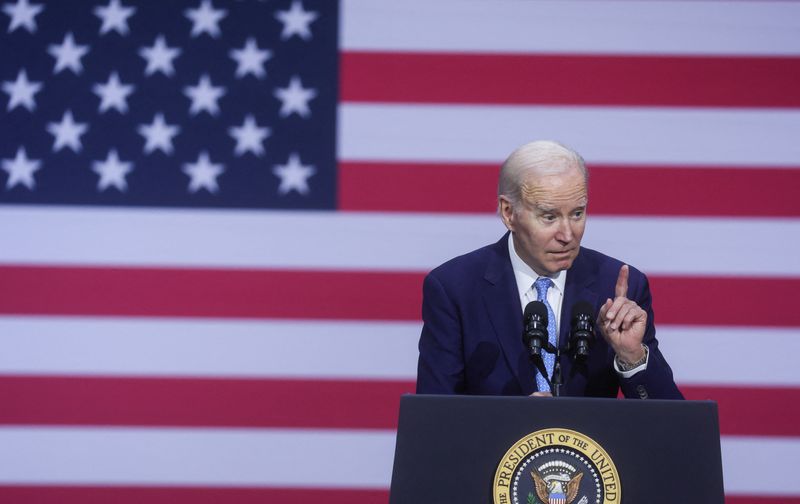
549 249 574 257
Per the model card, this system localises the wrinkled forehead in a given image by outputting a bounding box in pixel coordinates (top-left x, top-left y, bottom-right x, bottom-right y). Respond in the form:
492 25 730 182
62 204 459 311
520 163 586 190
516 155 583 180
518 164 588 208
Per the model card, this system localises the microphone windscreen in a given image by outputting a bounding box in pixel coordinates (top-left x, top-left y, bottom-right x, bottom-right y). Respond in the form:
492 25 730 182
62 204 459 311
524 301 548 324
571 300 594 320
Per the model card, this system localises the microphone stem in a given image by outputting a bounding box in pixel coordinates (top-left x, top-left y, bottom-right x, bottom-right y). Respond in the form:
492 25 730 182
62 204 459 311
553 317 561 397
552 358 562 397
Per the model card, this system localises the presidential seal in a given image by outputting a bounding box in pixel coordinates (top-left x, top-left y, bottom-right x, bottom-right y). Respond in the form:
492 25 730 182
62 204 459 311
493 428 620 504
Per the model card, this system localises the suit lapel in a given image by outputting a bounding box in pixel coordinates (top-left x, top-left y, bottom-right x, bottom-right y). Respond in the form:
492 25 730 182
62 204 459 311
481 234 536 394
559 248 600 395
560 247 600 347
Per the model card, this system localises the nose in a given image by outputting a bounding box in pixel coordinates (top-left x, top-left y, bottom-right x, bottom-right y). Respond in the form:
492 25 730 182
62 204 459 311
555 218 574 244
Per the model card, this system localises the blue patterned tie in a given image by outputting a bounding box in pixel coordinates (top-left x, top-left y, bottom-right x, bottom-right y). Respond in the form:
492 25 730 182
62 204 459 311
534 278 558 392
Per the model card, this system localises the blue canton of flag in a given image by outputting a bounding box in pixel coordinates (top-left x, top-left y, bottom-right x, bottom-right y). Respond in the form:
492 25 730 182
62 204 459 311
0 0 338 210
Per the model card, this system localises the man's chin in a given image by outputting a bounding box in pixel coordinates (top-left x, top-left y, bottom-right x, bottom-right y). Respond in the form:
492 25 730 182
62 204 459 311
530 251 578 276
548 255 576 273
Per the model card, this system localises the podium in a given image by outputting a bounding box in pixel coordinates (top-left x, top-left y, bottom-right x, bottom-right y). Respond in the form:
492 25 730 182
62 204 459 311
389 395 724 504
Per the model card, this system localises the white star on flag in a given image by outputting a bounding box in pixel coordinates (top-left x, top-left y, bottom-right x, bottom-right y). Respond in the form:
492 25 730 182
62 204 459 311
272 152 315 195
93 0 136 36
228 115 270 157
2 69 42 112
139 35 182 77
184 0 227 39
47 32 90 75
275 0 318 41
138 113 180 155
229 37 272 79
1 146 41 190
92 149 133 192
2 0 44 34
46 110 89 153
183 151 224 193
184 74 226 116
92 72 135 114
274 75 316 118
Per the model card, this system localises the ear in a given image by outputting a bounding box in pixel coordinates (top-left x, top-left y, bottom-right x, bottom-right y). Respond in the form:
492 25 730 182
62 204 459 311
498 196 515 231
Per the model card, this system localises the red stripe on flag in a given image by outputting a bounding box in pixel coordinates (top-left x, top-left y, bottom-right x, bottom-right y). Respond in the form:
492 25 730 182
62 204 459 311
0 486 796 504
338 162 800 217
648 276 799 327
0 486 389 504
0 376 413 429
0 375 797 436
341 52 800 107
0 266 422 320
339 162 498 214
1 266 799 326
681 385 800 437
590 165 800 217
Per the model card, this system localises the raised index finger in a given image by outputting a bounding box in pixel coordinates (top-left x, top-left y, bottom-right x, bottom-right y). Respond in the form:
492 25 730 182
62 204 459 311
615 265 629 299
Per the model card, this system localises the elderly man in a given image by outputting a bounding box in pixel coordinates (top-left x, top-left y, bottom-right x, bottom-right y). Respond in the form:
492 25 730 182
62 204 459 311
416 140 682 399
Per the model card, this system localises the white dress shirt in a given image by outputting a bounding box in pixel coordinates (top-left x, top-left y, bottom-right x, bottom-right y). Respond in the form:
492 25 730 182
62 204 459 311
508 233 566 334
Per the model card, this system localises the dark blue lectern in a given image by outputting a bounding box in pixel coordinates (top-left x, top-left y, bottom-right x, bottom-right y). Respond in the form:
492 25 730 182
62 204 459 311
389 395 724 504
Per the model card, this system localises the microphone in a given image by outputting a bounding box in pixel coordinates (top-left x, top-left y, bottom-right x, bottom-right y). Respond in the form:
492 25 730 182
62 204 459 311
569 301 595 359
522 301 549 358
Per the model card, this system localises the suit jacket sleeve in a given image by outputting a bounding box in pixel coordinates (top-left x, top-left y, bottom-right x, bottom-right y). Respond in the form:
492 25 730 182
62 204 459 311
416 271 465 394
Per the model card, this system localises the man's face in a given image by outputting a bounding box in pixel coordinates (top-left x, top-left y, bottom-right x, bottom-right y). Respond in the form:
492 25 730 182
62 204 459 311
499 165 587 276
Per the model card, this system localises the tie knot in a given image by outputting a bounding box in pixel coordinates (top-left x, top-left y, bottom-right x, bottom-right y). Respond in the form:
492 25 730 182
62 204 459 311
533 277 553 300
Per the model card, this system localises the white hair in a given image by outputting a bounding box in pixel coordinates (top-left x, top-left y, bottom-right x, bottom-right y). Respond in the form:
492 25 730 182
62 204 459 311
497 140 587 207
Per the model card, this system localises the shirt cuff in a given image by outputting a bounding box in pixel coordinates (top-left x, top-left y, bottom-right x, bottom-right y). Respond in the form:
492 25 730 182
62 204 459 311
613 345 649 378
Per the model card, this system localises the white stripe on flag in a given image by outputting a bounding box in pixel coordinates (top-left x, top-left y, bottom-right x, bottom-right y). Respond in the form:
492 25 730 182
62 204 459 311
0 426 395 488
0 316 420 380
342 0 800 56
580 216 800 277
658 326 800 387
0 427 797 494
339 103 800 166
2 316 799 387
2 207 800 276
722 436 800 496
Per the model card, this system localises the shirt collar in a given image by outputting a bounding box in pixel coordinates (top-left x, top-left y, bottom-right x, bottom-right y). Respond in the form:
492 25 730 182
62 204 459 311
507 233 567 299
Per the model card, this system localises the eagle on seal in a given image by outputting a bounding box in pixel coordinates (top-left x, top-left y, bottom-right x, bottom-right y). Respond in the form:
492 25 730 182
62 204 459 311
531 469 583 504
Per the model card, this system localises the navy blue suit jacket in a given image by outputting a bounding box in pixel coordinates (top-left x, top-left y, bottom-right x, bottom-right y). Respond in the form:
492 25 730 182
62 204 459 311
416 233 683 399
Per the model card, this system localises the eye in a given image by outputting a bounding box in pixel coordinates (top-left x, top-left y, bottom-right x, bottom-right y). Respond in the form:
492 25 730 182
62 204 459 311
572 210 585 219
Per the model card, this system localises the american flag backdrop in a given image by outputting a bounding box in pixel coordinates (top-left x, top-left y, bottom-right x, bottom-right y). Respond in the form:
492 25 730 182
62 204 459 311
1 0 799 503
